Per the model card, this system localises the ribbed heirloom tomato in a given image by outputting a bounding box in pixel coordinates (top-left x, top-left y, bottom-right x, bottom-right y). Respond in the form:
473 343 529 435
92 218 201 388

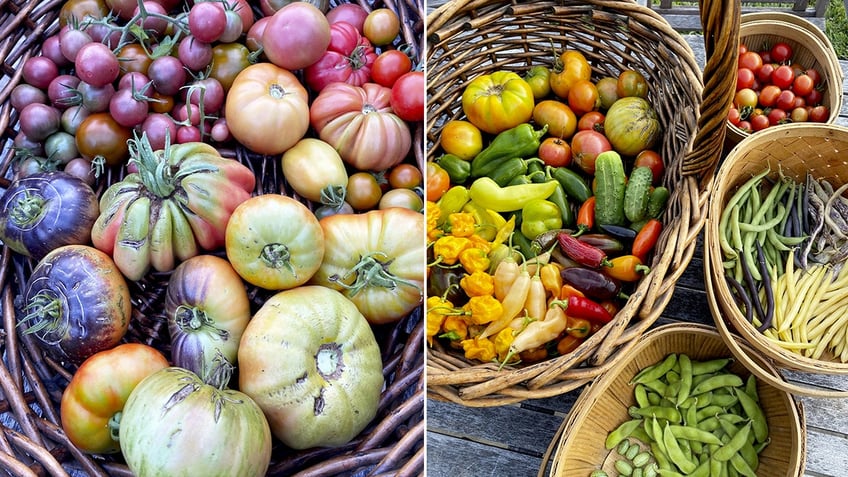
461 70 535 134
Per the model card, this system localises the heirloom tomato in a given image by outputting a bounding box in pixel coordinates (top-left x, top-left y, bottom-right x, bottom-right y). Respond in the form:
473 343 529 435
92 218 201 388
363 8 399 46
209 43 251 92
262 2 331 71
461 71 534 134
22 245 131 364
238 286 383 449
310 82 412 171
60 344 169 454
440 119 483 160
281 138 348 204
59 0 108 26
225 63 310 156
91 135 255 281
0 171 99 261
549 49 591 100
310 207 424 324
120 367 272 477
225 194 325 290
165 255 251 381
532 100 577 140
523 65 551 99
75 112 132 166
304 21 377 92
616 69 649 98
603 97 660 156
391 70 424 122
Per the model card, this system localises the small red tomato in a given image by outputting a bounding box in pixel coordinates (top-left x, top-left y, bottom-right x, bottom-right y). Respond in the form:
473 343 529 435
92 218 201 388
738 51 763 74
538 137 572 167
767 107 787 126
727 106 741 126
634 150 664 185
750 113 770 131
757 85 781 108
757 63 776 84
792 74 814 97
775 89 796 111
771 65 795 90
770 41 793 64
736 67 755 91
390 71 424 122
809 105 829 123
371 50 413 88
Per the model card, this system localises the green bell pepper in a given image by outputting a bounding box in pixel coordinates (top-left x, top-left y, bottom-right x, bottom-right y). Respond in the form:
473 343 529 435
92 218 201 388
520 199 563 240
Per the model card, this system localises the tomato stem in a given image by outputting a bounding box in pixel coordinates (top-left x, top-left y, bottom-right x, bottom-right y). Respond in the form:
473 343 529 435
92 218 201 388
128 131 177 198
260 243 296 277
174 305 228 339
319 184 347 208
329 251 422 297
20 290 66 337
9 191 46 227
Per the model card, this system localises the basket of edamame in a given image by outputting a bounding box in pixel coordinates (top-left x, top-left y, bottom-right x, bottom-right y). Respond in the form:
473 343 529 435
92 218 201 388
545 323 804 477
705 122 848 398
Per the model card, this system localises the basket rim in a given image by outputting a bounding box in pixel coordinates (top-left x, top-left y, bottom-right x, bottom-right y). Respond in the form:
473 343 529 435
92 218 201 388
547 322 806 477
706 122 848 374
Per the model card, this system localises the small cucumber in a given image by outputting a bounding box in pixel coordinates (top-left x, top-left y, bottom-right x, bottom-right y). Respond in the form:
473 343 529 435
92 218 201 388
647 186 670 219
624 166 654 222
593 151 627 226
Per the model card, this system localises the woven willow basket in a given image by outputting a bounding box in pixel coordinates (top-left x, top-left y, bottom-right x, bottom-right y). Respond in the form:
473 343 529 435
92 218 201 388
725 15 844 145
705 122 848 399
0 1 425 476
546 324 806 477
425 0 740 406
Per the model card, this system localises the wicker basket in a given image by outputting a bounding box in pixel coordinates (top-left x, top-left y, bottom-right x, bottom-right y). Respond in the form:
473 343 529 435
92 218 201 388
546 323 806 477
0 1 425 476
705 122 848 398
725 14 844 145
425 0 740 406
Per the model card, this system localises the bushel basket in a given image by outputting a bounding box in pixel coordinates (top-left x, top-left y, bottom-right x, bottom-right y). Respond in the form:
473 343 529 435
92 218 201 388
426 0 740 406
0 0 425 476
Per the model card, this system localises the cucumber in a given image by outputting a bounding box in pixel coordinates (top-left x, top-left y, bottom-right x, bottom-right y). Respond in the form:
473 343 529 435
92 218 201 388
593 151 627 226
647 186 670 219
624 166 654 222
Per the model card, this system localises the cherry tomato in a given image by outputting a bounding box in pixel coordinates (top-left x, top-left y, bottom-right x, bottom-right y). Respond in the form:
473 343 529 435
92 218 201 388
616 69 648 98
426 162 450 202
116 43 151 76
736 67 755 91
734 88 758 109
634 150 664 185
805 88 823 106
792 73 815 97
750 112 770 131
738 51 763 74
371 50 413 88
775 89 796 111
209 43 251 92
440 119 483 160
809 105 829 123
771 65 795 90
736 120 752 133
532 100 577 140
391 71 424 122
757 85 781 108
767 107 787 126
770 42 793 64
727 106 741 126
805 68 822 86
388 164 422 190
347 172 383 210
363 8 399 46
75 112 132 166
790 107 809 123
757 63 776 84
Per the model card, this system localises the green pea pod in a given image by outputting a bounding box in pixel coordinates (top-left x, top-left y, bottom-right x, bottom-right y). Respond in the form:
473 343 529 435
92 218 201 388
734 388 768 443
436 154 471 184
630 353 678 385
662 422 697 474
468 177 558 212
470 123 548 176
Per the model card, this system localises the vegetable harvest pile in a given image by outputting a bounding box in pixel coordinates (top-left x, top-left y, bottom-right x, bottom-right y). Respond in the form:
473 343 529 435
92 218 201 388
0 0 425 474
718 169 848 362
427 49 670 366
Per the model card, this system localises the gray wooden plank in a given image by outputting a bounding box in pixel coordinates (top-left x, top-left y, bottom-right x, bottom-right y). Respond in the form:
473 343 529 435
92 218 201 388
803 429 848 475
426 432 542 477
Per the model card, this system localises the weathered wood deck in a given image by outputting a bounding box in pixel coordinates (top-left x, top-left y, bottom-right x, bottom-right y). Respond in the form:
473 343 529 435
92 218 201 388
425 6 848 476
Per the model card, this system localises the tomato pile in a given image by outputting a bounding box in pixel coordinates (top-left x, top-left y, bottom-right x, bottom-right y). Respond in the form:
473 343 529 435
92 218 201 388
729 40 830 133
427 48 670 367
1 0 425 474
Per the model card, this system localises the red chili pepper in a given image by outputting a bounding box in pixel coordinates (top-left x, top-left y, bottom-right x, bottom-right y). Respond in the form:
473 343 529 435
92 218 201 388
566 295 614 324
632 219 663 261
575 196 595 235
558 232 611 269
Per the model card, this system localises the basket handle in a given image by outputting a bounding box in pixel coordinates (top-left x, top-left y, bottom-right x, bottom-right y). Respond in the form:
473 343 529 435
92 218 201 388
705 246 848 399
681 0 740 180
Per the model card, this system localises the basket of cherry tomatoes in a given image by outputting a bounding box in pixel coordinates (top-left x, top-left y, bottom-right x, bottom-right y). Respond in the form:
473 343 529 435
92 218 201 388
727 13 844 145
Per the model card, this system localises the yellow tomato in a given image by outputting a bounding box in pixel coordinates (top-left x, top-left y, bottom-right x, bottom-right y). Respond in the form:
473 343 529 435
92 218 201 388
440 120 483 160
532 100 578 140
461 71 535 135
549 49 592 100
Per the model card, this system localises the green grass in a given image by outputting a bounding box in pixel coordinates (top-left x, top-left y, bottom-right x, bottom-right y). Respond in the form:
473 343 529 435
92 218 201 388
825 0 848 59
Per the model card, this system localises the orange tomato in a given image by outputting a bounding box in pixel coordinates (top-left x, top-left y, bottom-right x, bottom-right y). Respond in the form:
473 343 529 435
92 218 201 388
532 100 577 140
567 79 600 116
549 50 591 100
440 120 483 160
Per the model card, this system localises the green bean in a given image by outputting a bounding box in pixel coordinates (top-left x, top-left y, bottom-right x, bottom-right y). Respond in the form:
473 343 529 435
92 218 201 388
720 169 770 258
695 392 713 409
738 203 787 232
668 425 723 445
691 358 731 376
676 354 693 407
606 419 643 450
630 354 678 385
655 469 684 477
691 374 744 396
662 422 697 474
631 426 653 446
729 452 758 477
734 388 768 443
713 422 752 462
664 382 681 400
716 413 747 426
753 437 771 454
665 370 680 384
728 464 740 477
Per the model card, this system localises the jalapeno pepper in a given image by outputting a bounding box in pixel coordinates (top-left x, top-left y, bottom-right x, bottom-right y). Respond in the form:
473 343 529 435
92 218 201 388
470 123 548 177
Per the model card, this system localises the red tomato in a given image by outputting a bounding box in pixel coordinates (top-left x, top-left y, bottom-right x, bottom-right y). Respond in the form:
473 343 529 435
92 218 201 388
757 63 776 84
767 107 787 126
792 73 815 97
727 107 741 126
426 162 450 201
570 129 611 175
538 137 572 167
771 65 795 90
390 71 424 122
770 42 793 64
805 68 822 86
634 150 664 185
577 110 605 132
750 113 770 131
371 50 413 88
775 89 796 111
809 105 829 123
737 120 752 133
757 85 781 108
738 51 763 74
736 67 755 91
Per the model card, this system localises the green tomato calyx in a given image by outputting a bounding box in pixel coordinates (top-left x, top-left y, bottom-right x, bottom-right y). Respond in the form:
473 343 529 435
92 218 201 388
328 251 422 297
9 191 46 228
20 289 68 338
260 243 296 277
174 305 229 340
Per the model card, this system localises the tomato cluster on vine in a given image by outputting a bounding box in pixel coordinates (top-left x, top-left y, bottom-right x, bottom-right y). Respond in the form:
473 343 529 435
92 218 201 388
728 41 829 133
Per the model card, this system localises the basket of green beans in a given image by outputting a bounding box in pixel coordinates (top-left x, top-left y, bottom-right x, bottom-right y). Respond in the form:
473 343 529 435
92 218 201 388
705 123 848 398
545 323 804 477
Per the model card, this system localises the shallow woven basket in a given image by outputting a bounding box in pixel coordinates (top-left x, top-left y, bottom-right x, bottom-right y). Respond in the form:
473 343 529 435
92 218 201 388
705 122 848 398
0 1 425 476
545 323 806 477
425 0 740 406
725 14 844 146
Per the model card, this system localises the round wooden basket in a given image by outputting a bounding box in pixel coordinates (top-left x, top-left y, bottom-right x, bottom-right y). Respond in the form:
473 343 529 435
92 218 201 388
0 1 425 476
705 122 848 399
545 323 806 477
725 15 844 146
425 0 740 406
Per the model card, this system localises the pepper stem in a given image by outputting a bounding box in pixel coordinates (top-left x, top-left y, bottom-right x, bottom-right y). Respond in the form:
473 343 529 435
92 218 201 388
329 251 422 297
